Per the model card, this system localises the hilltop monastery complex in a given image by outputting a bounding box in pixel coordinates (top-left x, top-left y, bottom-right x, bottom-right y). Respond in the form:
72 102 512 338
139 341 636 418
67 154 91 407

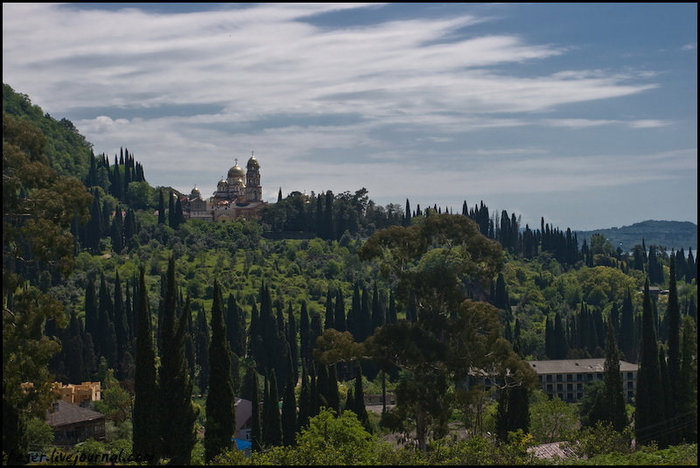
182 152 266 221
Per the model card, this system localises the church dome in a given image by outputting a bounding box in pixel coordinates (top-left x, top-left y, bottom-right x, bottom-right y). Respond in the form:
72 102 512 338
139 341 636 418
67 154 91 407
247 154 259 170
190 186 201 200
218 177 228 187
227 161 245 180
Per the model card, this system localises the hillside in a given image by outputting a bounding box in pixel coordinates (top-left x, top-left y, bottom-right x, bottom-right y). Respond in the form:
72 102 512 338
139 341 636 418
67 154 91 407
3 83 92 180
577 220 697 252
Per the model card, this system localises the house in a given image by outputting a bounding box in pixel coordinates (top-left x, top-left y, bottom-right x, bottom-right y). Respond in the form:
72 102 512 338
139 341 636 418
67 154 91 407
46 400 106 447
234 398 253 441
54 381 101 407
527 358 638 403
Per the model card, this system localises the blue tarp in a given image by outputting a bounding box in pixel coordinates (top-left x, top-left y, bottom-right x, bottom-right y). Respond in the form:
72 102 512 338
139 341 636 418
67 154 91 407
233 438 252 450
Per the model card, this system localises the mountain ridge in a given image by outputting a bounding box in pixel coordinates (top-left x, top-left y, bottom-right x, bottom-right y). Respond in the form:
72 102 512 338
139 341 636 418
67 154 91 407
576 219 697 252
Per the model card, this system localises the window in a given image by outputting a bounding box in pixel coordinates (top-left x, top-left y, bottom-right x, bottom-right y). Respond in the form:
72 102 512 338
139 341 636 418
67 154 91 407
596 373 603 380
627 372 633 380
576 374 583 381
547 384 553 392
577 383 583 390
557 384 563 391
567 383 573 391
587 373 593 381
627 381 634 389
546 375 553 383
556 374 563 382
566 374 573 382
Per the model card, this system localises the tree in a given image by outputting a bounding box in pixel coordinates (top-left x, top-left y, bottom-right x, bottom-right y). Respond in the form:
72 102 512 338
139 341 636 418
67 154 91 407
358 215 532 452
528 391 578 444
3 113 91 463
635 278 665 447
157 189 166 225
678 316 697 442
603 318 628 432
496 385 530 442
205 281 236 462
158 256 197 464
263 370 282 447
666 256 681 444
281 367 298 446
194 308 210 394
133 268 160 459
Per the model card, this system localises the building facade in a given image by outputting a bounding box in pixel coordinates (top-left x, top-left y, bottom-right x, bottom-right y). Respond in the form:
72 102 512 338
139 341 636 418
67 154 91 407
183 153 266 222
46 400 106 447
527 358 638 403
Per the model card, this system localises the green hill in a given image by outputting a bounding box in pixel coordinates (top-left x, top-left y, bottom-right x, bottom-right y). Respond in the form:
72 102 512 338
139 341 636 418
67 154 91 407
577 220 697 252
3 83 92 180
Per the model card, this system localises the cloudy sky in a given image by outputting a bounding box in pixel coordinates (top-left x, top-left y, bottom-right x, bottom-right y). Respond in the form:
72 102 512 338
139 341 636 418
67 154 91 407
3 3 697 230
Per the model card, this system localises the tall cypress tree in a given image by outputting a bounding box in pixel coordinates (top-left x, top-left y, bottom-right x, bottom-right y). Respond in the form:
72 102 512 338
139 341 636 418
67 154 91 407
250 369 262 452
194 308 210 394
619 289 636 362
679 316 697 442
635 278 665 447
226 293 246 358
603 318 628 432
281 364 297 446
133 268 160 460
297 364 311 431
157 189 166 225
299 301 311 369
371 283 385 334
286 302 299 385
334 289 346 332
158 256 197 464
263 370 282 447
666 256 681 442
324 288 335 330
205 281 236 462
352 363 371 433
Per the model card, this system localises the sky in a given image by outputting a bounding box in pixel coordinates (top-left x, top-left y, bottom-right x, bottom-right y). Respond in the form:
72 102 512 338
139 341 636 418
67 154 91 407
3 3 697 231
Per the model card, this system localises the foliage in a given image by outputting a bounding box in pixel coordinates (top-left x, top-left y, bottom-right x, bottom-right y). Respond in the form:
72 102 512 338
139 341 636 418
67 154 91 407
24 417 54 453
94 384 132 424
529 391 579 444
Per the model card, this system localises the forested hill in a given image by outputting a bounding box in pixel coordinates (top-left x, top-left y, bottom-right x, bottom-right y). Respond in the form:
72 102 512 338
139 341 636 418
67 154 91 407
3 83 93 180
577 220 697 252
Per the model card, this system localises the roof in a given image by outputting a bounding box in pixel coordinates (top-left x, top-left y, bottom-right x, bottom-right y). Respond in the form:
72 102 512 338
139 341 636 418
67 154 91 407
527 359 638 374
46 400 105 427
528 441 575 460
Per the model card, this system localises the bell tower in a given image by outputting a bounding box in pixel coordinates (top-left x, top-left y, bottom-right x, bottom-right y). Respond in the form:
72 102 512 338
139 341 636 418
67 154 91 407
245 151 262 202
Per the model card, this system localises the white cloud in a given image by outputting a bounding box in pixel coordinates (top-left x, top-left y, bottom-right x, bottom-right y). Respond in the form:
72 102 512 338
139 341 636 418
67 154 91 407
3 3 693 229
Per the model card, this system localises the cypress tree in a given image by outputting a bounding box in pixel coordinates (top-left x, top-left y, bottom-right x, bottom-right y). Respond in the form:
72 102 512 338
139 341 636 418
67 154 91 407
297 364 311 431
371 283 385 333
324 289 334 330
84 276 98 347
387 290 398 325
205 281 236 462
666 256 681 441
250 370 262 452
195 308 210 394
158 189 166 225
635 278 665 447
158 256 197 464
281 362 298 446
334 289 346 332
360 286 371 341
226 293 246 359
97 273 117 368
347 283 361 338
113 271 129 365
263 370 282 447
620 289 636 362
299 301 311 369
603 318 628 432
679 316 697 442
352 363 371 433
133 268 160 459
406 289 417 322
168 190 176 229
287 302 299 384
